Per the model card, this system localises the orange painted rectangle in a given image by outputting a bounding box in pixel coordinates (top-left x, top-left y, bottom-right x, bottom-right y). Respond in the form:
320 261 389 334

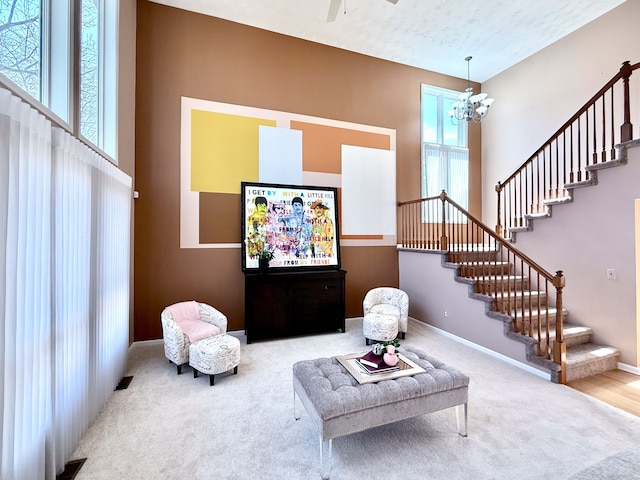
291 121 391 174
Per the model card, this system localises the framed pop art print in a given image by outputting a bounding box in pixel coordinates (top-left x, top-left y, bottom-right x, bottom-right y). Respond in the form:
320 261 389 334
241 182 341 272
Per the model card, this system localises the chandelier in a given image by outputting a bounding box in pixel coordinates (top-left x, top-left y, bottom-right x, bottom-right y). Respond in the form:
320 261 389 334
449 56 494 124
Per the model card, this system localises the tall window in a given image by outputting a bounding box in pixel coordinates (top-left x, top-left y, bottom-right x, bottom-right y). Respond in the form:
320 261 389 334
0 0 117 160
0 0 41 100
1 1 128 477
80 0 99 144
421 84 469 210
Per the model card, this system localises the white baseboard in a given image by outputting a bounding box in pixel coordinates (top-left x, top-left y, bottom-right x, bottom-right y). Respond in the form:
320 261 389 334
129 338 163 350
618 362 640 376
409 318 551 381
129 329 247 351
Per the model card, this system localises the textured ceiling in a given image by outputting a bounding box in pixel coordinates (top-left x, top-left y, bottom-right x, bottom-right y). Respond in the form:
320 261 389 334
149 0 627 82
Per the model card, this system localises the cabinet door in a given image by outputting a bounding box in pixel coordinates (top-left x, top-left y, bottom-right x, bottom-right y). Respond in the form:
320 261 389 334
291 275 344 335
245 277 289 342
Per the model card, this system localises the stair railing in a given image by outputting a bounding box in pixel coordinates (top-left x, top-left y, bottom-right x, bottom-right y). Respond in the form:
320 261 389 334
495 60 640 238
398 190 567 383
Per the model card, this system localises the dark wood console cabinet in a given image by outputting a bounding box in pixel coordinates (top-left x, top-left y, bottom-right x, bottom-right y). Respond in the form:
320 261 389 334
244 269 346 343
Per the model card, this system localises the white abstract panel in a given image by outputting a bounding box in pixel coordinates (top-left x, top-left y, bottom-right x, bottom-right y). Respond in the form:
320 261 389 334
258 125 303 185
342 145 396 235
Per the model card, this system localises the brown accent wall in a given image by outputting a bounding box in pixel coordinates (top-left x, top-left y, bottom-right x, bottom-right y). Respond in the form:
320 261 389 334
119 0 137 344
134 0 482 340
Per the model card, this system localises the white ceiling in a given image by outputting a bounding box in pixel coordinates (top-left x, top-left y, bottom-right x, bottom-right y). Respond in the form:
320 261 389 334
149 0 627 82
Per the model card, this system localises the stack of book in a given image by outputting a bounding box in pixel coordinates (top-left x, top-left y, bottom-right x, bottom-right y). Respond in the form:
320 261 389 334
355 351 400 375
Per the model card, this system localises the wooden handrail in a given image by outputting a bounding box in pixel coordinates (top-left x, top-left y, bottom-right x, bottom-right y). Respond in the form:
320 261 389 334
498 61 639 189
496 60 640 238
398 191 567 382
400 192 557 283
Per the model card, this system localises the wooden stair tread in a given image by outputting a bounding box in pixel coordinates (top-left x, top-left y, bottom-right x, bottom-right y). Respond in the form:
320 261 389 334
556 323 592 336
532 323 591 338
493 290 544 299
474 274 526 281
457 261 510 266
511 307 567 317
448 244 499 252
531 324 592 348
566 343 619 365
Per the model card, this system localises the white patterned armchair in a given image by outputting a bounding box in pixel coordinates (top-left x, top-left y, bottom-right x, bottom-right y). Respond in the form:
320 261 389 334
363 287 409 339
160 301 228 374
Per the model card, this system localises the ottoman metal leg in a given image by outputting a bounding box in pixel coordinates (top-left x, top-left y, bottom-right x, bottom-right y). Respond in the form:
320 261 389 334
293 390 300 420
319 436 332 480
210 374 215 386
456 402 468 437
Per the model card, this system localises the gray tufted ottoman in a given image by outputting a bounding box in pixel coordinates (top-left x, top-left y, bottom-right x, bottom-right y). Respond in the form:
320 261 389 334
292 346 469 479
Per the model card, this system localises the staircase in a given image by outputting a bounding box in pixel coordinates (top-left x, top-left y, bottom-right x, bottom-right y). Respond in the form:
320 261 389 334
443 246 619 383
397 61 639 383
505 149 633 242
396 191 621 384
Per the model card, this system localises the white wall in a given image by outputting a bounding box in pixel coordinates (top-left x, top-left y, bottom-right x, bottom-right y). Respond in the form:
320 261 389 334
479 0 640 368
482 0 640 226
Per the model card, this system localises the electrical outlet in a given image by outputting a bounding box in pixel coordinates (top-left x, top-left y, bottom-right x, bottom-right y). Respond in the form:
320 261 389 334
607 269 617 280
444 311 448 317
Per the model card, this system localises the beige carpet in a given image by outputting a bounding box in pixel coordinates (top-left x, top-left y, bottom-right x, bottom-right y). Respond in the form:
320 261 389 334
70 318 640 480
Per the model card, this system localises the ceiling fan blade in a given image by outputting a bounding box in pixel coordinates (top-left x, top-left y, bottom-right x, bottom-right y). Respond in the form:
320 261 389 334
386 0 399 4
327 0 342 22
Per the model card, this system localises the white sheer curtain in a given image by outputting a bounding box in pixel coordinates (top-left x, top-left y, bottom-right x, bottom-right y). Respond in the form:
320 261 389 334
0 86 131 480
0 87 53 480
50 128 92 473
422 142 469 219
86 145 131 419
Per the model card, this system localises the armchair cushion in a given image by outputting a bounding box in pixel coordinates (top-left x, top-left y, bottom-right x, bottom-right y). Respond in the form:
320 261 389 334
179 318 221 343
168 301 220 342
168 300 200 323
369 304 401 317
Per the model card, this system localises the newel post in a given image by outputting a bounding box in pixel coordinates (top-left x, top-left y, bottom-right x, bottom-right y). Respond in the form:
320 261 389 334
495 181 503 237
552 270 567 384
396 201 404 248
439 190 448 250
620 61 633 142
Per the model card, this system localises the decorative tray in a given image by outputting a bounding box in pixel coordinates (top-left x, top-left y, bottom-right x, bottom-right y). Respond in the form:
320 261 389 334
336 351 426 384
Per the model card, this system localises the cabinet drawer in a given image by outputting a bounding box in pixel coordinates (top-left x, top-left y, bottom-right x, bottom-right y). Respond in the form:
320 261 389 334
292 280 342 305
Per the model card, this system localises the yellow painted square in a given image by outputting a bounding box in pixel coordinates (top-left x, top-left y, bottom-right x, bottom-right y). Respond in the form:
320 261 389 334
191 110 276 194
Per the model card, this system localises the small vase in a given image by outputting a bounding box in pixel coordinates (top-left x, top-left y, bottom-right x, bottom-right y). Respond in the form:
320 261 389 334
383 352 399 367
258 258 270 273
383 345 398 366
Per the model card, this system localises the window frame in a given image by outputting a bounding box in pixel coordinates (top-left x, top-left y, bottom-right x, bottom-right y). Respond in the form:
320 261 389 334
420 83 470 210
0 0 117 162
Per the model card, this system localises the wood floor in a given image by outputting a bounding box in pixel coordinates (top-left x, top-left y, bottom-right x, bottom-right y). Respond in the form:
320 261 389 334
568 369 640 417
